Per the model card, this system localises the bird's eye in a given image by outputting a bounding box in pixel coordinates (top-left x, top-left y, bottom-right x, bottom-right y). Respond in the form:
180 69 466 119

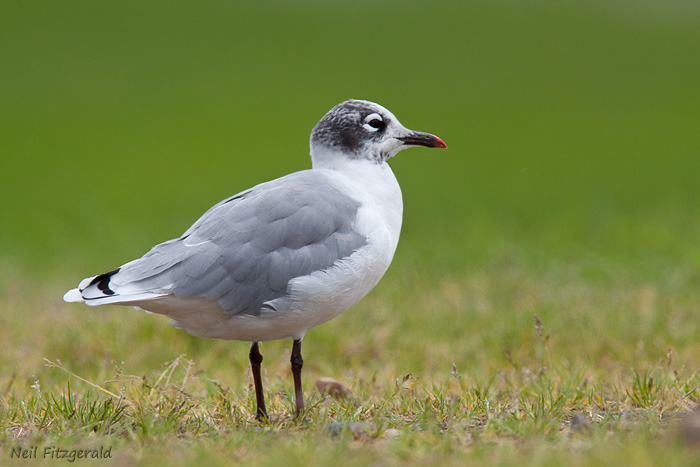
362 113 384 132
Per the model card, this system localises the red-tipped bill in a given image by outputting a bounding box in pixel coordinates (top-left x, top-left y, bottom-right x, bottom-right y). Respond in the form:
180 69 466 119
397 131 447 149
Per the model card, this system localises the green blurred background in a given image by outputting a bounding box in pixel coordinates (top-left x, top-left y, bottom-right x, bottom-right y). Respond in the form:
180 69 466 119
2 0 700 285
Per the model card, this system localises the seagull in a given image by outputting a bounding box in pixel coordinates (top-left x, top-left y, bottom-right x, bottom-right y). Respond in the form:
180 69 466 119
64 99 446 420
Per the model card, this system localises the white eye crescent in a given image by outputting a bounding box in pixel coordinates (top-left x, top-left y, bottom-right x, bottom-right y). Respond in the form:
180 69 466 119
362 113 384 132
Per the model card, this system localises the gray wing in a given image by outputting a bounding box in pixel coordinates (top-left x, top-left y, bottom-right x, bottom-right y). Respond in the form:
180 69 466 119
111 170 367 315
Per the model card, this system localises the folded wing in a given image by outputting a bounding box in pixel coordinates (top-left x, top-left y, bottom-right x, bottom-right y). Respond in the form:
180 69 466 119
65 170 367 317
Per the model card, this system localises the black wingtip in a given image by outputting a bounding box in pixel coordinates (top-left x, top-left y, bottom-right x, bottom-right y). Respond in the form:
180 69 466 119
88 268 121 296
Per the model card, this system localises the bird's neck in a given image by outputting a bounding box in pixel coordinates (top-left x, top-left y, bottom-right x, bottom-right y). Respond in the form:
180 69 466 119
309 144 382 170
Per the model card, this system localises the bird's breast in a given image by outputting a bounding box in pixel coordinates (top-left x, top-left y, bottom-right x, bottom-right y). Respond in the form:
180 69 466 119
279 163 403 332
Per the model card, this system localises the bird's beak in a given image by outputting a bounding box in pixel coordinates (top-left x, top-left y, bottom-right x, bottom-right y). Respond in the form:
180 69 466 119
397 131 447 149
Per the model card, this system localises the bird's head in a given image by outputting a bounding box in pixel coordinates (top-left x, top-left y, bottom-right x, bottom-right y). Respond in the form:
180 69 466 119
310 99 446 167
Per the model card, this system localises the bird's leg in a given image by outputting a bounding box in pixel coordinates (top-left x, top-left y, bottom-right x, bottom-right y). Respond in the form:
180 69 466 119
290 339 305 418
249 342 268 420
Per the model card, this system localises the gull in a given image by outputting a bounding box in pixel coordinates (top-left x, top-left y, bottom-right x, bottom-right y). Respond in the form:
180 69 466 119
64 99 446 419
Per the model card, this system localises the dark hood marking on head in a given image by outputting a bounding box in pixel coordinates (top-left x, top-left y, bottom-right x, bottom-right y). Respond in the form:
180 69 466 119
311 100 387 157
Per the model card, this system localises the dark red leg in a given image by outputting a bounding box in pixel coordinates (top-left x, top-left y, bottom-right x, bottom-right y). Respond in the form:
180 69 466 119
249 342 268 420
291 339 304 418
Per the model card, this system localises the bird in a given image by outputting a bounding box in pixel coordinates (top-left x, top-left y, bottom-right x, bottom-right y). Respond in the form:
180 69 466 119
64 99 446 420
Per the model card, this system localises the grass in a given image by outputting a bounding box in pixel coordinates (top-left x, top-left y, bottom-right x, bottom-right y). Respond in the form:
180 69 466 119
2 0 700 464
3 255 700 465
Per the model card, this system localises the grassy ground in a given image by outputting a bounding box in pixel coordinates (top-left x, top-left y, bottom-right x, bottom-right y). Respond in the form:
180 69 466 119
2 0 700 464
3 260 700 465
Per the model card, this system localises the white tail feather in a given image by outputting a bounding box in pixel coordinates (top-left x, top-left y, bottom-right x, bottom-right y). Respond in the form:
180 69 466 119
63 288 84 303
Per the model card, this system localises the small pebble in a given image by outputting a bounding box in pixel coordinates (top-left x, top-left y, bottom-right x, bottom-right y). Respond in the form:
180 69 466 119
570 413 592 434
681 410 700 446
324 422 375 439
316 377 354 399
